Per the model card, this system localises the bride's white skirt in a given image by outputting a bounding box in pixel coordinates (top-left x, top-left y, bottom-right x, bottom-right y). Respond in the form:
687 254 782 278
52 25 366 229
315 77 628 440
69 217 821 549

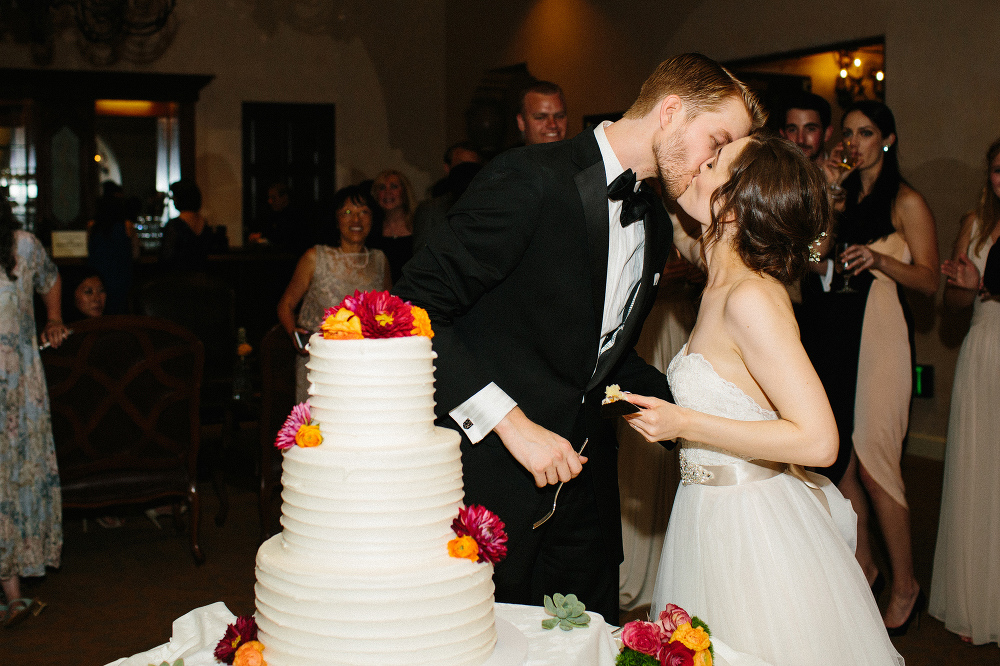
650 472 903 666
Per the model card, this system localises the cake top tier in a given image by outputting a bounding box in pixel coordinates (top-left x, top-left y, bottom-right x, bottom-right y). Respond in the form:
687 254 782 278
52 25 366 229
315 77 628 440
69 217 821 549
306 334 438 438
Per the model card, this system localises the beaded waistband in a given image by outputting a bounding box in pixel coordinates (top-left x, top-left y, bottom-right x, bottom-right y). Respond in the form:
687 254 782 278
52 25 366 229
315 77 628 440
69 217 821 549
680 452 785 486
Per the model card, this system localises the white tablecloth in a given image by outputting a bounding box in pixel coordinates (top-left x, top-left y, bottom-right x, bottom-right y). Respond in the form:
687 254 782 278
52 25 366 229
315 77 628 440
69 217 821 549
107 602 620 666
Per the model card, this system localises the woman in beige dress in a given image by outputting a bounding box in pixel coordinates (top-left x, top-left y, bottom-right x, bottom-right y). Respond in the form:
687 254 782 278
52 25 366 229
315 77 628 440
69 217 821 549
821 101 939 634
277 185 391 402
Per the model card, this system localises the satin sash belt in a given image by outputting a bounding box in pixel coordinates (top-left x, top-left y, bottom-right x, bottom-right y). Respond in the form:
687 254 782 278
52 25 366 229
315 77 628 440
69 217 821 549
684 456 832 516
698 459 785 486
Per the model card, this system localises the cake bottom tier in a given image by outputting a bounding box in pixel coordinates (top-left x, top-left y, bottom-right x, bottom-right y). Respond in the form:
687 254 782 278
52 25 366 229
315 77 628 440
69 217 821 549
254 535 497 665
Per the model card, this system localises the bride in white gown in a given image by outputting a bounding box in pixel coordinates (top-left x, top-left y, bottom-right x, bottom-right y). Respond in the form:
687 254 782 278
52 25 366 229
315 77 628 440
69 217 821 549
624 134 903 665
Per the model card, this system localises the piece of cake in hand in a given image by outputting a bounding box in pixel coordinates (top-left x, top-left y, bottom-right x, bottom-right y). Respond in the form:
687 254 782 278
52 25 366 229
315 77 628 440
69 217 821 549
601 384 640 418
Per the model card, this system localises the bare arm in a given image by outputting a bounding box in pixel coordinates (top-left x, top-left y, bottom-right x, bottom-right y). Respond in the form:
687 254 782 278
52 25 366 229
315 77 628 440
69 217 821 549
624 280 837 466
39 274 70 348
941 211 980 310
841 185 940 296
277 248 317 353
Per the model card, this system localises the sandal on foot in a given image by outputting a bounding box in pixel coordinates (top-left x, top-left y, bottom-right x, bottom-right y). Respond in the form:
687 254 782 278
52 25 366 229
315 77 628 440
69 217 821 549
145 508 163 529
3 598 44 628
96 516 124 529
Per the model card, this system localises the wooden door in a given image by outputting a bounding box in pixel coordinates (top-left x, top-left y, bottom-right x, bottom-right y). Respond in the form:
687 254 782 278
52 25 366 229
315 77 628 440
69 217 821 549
241 102 336 246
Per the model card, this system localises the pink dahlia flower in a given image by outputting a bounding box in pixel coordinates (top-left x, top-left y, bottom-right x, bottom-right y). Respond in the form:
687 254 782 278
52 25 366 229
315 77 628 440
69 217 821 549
451 504 508 564
353 290 415 338
275 402 311 450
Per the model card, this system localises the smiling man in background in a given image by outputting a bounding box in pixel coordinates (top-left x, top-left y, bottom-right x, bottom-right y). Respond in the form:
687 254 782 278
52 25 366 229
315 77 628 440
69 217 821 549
517 80 568 145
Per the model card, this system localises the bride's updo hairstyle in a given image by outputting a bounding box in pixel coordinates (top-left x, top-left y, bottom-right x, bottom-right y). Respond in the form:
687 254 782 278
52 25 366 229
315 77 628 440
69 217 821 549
707 133 833 284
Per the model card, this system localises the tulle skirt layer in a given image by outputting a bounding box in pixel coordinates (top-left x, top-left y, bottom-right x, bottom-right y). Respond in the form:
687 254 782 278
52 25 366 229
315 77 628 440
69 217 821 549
651 472 903 666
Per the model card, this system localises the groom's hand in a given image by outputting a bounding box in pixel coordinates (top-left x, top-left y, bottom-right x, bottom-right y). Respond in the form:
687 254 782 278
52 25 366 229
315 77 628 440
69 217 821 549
493 407 587 487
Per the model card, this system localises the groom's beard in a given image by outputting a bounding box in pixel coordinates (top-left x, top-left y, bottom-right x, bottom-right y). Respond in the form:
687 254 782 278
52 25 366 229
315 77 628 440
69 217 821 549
654 131 690 200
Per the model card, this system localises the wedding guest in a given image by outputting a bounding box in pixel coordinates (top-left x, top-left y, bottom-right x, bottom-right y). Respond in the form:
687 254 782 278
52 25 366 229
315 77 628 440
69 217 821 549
413 161 483 254
254 182 315 256
429 141 482 198
0 194 67 627
87 190 138 314
277 185 390 401
800 101 939 634
930 136 1000 647
517 80 568 145
65 269 107 322
395 53 763 624
369 170 416 282
160 179 212 272
779 91 833 165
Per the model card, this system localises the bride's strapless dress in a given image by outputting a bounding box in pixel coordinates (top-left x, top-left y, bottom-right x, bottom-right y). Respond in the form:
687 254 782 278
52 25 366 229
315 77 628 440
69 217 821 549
650 346 903 665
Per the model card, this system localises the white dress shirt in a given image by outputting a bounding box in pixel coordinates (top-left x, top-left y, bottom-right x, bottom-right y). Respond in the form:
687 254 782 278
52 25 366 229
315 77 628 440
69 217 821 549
450 122 646 442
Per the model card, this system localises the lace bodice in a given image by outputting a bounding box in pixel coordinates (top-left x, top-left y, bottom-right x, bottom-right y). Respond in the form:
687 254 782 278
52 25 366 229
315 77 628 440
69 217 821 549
297 245 388 331
666 345 778 468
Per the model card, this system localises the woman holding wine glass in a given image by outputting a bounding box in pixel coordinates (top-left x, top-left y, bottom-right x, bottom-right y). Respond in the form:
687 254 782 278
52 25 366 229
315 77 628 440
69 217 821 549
799 100 939 635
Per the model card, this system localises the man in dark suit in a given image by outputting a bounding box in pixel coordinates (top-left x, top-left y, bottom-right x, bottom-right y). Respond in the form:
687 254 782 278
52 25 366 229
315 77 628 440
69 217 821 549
394 53 764 623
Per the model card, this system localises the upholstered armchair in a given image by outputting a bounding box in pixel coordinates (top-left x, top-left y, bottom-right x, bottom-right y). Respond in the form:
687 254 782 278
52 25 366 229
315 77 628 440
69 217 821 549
42 315 206 563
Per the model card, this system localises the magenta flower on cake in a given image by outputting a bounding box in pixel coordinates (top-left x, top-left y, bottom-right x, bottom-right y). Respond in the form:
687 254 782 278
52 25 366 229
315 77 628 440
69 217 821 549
451 505 508 564
352 290 415 338
214 615 259 664
275 402 312 450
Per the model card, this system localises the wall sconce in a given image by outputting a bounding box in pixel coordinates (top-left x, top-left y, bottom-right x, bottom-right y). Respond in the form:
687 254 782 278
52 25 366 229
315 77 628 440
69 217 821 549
835 50 885 109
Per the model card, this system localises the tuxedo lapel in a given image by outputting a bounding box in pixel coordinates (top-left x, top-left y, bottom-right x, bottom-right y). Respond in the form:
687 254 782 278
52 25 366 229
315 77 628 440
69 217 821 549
585 191 661 393
574 136 610 347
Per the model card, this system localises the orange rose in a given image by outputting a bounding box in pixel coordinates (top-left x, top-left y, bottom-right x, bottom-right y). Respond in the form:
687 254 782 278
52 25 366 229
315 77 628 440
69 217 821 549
448 535 479 561
670 623 711 652
410 306 434 339
321 308 363 340
693 648 713 666
295 424 323 448
233 640 267 666
237 342 253 357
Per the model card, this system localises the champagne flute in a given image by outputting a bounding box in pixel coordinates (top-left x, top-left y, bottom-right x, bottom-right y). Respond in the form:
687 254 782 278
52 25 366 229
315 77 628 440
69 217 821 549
837 241 857 294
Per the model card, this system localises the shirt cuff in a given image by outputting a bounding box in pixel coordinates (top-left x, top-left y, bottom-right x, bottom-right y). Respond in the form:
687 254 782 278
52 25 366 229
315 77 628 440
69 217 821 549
819 259 835 292
449 382 517 444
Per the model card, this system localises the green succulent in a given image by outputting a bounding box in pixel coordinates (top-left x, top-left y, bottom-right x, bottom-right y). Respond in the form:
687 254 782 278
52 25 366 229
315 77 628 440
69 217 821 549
541 593 591 631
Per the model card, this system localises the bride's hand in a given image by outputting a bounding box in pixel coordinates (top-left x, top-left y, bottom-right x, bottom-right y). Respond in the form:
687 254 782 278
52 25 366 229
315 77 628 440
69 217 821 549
622 394 687 443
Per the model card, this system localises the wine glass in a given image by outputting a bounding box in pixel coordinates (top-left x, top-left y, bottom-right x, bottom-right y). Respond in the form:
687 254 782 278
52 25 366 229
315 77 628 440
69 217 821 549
836 138 856 171
837 241 857 293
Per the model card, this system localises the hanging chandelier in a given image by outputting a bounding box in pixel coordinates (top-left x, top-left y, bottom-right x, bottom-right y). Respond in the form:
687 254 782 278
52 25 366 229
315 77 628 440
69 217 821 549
2 0 177 66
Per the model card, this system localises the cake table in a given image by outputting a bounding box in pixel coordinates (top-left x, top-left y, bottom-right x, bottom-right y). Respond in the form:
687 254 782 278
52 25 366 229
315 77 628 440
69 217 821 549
106 602 620 666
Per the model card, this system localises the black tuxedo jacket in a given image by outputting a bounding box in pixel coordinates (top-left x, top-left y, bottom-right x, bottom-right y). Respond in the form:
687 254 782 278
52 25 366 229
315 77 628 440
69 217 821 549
394 129 674 562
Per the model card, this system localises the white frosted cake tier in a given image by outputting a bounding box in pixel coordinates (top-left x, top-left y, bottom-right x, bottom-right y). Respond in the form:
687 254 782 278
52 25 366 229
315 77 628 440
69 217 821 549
305 334 437 437
255 537 495 666
255 334 497 665
277 427 464 561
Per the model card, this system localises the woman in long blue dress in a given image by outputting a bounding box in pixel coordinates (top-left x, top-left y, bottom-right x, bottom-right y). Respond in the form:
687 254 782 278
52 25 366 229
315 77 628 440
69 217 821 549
0 195 69 626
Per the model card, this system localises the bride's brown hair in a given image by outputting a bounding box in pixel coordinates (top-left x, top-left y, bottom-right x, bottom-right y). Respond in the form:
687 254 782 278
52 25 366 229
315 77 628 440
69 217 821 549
706 133 833 284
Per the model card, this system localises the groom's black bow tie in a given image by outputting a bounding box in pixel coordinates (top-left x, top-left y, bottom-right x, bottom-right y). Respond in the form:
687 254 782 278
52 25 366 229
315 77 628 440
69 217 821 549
607 168 650 227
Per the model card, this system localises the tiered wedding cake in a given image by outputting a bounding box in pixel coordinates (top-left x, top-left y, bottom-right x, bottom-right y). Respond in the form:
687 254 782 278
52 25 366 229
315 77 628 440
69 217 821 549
254 331 497 665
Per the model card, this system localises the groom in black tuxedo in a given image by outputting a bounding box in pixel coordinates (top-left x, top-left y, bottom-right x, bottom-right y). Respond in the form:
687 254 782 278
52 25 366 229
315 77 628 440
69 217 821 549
394 53 763 622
